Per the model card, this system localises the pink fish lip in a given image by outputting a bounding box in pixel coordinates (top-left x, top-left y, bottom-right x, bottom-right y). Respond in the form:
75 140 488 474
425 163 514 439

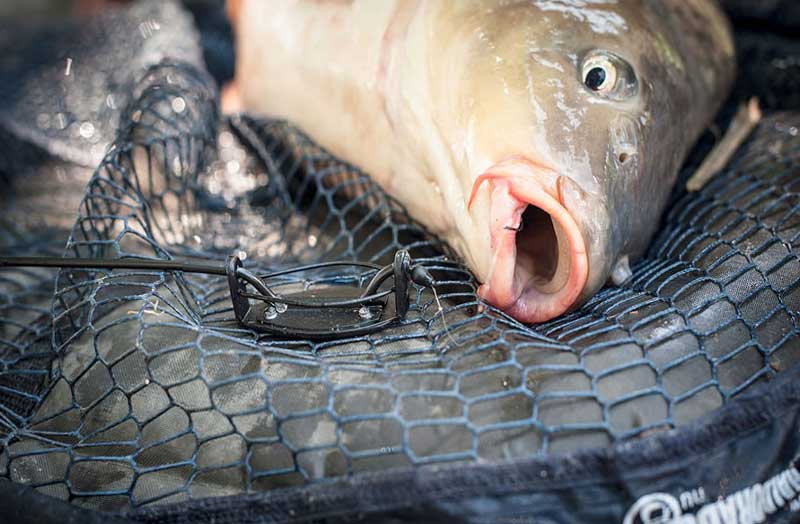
468 158 589 323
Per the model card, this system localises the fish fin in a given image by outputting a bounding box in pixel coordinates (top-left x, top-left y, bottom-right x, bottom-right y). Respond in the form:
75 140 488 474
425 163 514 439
686 97 761 192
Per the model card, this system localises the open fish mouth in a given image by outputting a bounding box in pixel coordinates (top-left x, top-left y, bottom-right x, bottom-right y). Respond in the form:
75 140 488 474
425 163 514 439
469 160 589 323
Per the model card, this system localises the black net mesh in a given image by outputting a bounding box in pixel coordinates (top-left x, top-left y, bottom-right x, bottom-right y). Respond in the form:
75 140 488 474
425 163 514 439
1 0 800 515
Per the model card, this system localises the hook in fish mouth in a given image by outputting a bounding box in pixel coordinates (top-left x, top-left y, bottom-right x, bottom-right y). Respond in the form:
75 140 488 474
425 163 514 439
469 159 589 323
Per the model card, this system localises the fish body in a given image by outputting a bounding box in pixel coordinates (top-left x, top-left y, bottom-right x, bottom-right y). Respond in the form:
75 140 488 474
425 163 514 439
229 0 735 322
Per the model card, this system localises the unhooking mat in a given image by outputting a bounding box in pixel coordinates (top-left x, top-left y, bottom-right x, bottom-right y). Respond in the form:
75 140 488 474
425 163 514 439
0 1 800 523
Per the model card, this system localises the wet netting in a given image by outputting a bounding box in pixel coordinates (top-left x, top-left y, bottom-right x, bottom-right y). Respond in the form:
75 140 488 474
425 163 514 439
1 1 800 522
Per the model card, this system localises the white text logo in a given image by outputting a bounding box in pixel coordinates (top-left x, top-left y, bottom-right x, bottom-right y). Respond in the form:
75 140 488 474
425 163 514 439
623 459 800 524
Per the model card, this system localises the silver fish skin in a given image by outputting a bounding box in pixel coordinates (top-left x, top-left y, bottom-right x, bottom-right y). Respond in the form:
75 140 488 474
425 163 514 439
228 0 735 323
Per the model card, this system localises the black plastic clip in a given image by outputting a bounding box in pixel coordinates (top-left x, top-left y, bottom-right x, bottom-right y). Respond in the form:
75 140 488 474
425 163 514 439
226 249 434 340
0 251 435 341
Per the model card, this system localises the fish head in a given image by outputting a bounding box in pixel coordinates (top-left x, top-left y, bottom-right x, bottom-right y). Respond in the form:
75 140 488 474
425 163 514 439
431 0 735 322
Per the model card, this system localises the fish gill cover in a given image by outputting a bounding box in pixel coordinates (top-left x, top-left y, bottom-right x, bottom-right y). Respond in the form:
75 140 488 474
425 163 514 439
0 0 799 523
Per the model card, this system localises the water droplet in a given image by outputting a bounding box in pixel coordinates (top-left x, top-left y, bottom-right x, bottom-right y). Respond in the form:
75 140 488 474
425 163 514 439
358 306 373 320
226 160 240 174
54 113 68 130
36 113 50 129
219 131 234 148
308 235 318 247
264 306 278 320
79 122 95 139
275 303 288 313
139 20 159 39
171 97 186 113
90 144 105 159
501 376 511 389
237 250 247 260
172 157 183 176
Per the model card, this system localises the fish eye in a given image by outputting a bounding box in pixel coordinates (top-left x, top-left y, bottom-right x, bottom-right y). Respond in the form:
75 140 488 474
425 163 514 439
583 56 616 93
580 51 637 100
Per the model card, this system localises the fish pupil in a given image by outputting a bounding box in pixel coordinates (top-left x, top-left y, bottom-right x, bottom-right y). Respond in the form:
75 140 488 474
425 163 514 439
585 67 606 90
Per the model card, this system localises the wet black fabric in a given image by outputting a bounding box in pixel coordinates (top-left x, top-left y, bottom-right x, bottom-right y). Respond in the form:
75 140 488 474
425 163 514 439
183 0 235 87
721 0 800 33
4 358 799 524
0 479 134 524
5 357 799 524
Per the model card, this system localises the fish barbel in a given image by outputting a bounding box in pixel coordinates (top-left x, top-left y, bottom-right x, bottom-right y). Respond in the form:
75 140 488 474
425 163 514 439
227 0 735 323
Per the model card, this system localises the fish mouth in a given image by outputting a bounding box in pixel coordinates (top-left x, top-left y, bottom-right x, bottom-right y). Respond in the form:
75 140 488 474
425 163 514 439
469 160 589 323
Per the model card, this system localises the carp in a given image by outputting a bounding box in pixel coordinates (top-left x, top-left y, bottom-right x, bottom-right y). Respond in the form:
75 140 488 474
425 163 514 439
227 0 735 322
